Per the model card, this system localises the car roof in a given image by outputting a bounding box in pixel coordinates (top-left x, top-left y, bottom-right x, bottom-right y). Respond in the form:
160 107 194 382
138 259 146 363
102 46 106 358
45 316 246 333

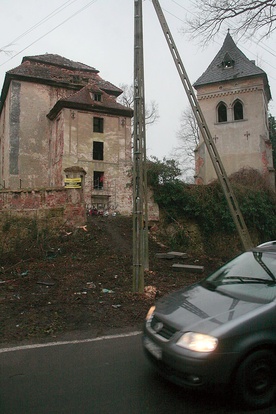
255 241 276 252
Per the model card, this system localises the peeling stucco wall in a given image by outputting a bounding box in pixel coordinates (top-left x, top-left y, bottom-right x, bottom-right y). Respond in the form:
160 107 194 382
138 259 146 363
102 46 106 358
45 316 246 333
0 61 160 219
58 108 134 215
9 81 20 176
0 187 86 225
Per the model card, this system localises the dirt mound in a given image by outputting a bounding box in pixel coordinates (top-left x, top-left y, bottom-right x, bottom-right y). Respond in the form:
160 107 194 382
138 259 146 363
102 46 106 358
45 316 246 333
0 216 218 345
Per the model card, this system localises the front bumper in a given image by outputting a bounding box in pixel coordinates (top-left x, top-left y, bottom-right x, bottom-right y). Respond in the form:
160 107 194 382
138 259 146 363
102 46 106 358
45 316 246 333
142 331 237 389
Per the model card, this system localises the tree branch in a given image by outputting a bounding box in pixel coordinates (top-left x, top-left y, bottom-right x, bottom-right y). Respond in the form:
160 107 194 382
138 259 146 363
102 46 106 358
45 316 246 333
184 0 276 43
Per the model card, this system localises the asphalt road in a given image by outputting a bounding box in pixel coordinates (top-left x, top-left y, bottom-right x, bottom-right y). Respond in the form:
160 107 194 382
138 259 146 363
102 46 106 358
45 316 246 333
0 332 275 414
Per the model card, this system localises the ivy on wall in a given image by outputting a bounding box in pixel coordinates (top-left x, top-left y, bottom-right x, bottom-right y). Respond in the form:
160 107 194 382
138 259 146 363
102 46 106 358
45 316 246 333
147 158 276 242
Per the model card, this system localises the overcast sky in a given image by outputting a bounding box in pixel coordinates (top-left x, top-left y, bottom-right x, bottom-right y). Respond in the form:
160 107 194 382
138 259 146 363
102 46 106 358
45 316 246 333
1 0 276 160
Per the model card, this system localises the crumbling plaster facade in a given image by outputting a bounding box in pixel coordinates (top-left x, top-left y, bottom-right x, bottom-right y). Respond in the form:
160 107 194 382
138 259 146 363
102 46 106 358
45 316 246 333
1 80 67 189
50 106 133 213
0 54 143 216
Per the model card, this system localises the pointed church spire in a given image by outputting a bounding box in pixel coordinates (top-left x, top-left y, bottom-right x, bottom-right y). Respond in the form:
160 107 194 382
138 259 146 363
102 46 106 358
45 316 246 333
194 32 271 101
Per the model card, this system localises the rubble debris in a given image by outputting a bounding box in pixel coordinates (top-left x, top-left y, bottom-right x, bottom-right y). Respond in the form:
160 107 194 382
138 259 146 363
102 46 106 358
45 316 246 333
167 251 188 259
46 249 61 259
144 285 157 298
156 251 188 260
155 253 175 260
77 225 88 231
37 281 55 286
172 264 204 273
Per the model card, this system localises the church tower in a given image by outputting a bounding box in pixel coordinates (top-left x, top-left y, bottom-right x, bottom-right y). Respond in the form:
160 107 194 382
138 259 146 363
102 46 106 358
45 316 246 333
194 32 274 189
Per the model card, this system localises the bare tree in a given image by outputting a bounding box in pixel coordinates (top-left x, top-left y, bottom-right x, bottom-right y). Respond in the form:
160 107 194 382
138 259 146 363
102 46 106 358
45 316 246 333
118 83 159 127
171 107 199 182
184 0 276 44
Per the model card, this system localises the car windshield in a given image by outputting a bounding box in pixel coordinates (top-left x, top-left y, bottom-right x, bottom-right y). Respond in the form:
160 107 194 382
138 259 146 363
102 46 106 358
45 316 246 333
206 249 276 286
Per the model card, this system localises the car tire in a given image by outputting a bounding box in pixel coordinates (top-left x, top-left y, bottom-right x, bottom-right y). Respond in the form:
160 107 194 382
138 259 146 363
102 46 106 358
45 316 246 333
234 349 276 409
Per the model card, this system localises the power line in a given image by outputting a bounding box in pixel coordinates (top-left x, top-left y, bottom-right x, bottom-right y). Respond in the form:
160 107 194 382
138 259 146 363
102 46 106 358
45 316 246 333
165 0 276 81
0 0 79 51
0 0 98 68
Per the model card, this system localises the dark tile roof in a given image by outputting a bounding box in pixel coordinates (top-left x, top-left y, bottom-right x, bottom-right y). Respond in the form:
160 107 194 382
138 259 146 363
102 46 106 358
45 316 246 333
47 84 133 120
22 54 98 72
194 32 271 100
3 53 122 97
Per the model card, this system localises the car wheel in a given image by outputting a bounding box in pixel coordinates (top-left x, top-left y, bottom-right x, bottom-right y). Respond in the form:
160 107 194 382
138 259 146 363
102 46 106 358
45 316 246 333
234 350 276 409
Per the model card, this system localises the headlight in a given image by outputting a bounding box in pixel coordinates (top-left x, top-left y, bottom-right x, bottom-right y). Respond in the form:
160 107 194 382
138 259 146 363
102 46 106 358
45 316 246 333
145 306 155 321
176 332 218 352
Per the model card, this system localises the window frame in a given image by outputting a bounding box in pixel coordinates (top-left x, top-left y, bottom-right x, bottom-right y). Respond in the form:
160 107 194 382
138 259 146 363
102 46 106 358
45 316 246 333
93 93 102 102
217 102 227 123
93 117 104 133
93 171 104 190
93 141 104 161
233 100 244 121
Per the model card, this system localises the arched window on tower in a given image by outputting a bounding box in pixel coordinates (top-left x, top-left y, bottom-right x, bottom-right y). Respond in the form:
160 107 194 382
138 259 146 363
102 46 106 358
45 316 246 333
217 102 227 122
233 100 244 120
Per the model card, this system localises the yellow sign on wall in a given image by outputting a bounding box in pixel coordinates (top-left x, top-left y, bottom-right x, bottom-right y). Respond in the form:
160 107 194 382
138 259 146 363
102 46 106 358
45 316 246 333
64 178 82 188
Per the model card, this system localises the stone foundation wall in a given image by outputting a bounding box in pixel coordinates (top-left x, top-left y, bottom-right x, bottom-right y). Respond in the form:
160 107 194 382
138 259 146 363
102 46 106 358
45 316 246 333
0 187 86 252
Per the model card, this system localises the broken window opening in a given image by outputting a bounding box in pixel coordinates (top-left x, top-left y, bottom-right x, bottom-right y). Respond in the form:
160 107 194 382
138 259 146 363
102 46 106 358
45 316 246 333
94 171 104 189
222 53 234 69
93 117 104 133
72 75 81 83
93 141 104 160
94 93 102 102
218 102 227 123
233 100 244 120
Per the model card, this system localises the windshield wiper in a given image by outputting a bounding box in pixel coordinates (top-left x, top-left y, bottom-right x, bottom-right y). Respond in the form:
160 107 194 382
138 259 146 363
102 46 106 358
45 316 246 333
223 276 245 283
223 276 275 284
253 251 276 282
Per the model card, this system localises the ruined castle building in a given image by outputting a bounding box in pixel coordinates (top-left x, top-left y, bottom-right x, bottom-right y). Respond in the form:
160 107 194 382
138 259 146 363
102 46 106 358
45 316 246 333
194 32 275 189
0 54 134 214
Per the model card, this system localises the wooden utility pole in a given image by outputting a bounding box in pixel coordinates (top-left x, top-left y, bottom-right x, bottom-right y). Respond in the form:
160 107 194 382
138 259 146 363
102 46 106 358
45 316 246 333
132 0 148 292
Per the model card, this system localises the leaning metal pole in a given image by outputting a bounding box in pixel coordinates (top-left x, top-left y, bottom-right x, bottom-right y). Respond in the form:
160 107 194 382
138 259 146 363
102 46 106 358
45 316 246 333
132 0 147 292
152 0 253 251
